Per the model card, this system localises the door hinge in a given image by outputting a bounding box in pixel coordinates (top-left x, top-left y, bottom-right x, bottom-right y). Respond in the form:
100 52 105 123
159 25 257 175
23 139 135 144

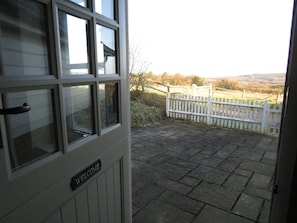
283 86 290 118
273 184 278 194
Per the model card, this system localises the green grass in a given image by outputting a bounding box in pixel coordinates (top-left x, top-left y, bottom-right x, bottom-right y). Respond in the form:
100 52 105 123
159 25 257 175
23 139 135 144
135 84 283 106
213 90 282 104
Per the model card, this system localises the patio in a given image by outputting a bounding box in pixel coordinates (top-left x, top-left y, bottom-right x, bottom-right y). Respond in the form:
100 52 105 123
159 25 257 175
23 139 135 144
131 119 278 223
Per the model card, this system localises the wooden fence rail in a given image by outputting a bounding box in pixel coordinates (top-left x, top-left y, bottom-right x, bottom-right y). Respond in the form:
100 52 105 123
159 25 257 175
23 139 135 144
166 93 282 135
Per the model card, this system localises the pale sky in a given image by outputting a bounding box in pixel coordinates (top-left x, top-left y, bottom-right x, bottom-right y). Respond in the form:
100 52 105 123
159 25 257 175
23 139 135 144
128 0 294 77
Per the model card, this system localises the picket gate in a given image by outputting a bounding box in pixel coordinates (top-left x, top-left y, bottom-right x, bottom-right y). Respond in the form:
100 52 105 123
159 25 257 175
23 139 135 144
166 93 282 135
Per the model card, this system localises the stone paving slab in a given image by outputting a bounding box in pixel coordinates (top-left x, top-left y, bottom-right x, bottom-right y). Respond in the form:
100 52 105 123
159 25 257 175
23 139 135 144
133 200 194 223
247 173 272 190
189 153 224 167
223 174 249 192
179 176 201 187
131 119 278 223
154 176 193 195
233 193 263 221
239 160 275 176
232 147 264 161
218 159 240 172
259 200 271 223
188 165 230 185
189 182 240 210
193 205 254 223
158 191 204 215
133 183 165 208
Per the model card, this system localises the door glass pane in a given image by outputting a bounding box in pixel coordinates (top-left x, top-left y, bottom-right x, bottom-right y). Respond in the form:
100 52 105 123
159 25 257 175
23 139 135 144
0 0 50 76
63 85 94 144
69 0 87 7
96 25 116 74
95 0 114 19
99 82 119 128
2 89 58 170
59 11 89 75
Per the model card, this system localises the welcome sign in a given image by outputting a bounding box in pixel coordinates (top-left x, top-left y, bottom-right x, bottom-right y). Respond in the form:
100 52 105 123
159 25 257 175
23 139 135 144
71 159 102 190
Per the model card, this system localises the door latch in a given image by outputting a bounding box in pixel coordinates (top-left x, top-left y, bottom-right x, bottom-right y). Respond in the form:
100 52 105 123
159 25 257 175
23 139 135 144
273 184 278 194
0 103 31 115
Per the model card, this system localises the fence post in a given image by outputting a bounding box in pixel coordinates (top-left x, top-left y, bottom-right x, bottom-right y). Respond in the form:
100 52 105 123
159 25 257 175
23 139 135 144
207 95 212 125
261 101 269 133
242 89 245 100
209 84 213 96
192 84 196 96
166 92 170 117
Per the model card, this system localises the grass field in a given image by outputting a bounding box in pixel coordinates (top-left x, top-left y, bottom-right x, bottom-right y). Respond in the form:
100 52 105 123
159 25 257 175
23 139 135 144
133 84 284 106
212 89 283 106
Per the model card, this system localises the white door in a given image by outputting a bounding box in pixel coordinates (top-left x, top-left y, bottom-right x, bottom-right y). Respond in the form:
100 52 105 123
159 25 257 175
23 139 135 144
0 0 131 222
270 1 297 222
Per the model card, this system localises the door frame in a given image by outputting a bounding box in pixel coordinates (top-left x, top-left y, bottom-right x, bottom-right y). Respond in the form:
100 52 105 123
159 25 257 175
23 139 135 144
270 0 297 222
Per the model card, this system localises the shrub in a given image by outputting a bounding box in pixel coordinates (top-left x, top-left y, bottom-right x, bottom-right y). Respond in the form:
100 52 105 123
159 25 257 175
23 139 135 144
130 101 162 127
191 76 205 86
130 90 166 127
216 79 242 90
130 90 166 116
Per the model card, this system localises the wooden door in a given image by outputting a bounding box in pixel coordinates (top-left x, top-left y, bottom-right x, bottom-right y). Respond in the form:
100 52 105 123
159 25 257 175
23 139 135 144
0 0 131 222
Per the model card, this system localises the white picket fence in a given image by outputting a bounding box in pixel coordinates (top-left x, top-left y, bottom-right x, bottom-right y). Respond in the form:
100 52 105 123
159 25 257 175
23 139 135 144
166 93 282 135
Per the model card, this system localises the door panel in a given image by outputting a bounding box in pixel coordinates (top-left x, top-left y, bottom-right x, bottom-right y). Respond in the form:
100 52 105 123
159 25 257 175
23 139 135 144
0 140 128 223
87 181 100 223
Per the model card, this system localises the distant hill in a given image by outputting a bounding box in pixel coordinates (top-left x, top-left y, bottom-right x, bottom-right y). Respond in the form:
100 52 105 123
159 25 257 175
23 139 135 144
206 73 286 86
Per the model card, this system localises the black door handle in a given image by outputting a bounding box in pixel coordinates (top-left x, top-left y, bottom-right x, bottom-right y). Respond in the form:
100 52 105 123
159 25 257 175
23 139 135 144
0 103 31 115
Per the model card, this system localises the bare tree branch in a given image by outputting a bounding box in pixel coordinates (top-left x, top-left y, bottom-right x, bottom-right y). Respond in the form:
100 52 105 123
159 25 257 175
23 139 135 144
129 42 151 91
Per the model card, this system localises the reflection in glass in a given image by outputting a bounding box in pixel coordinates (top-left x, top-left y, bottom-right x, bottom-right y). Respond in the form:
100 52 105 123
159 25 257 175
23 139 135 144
99 82 119 128
63 85 94 144
70 0 87 7
0 0 50 76
3 90 57 170
59 11 89 75
96 25 116 74
95 0 114 19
